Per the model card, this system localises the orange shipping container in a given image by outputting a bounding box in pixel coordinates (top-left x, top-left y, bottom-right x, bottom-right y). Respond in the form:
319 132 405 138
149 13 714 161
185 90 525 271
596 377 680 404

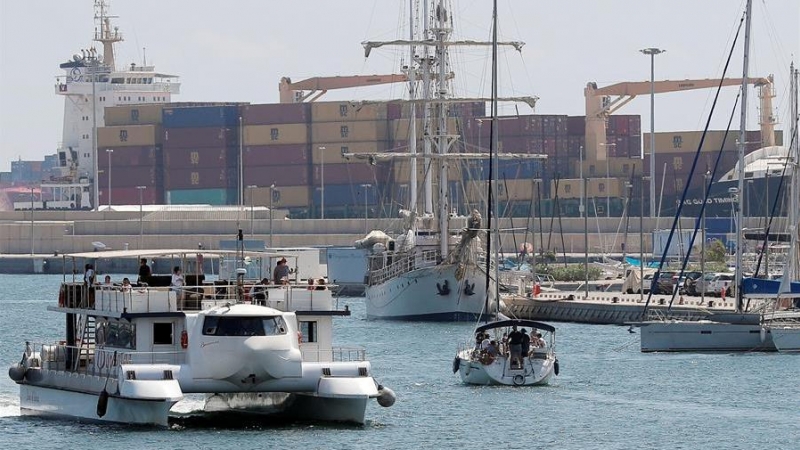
311 121 388 143
645 130 741 155
246 185 309 208
311 102 387 122
311 141 388 164
105 104 166 126
244 124 309 146
550 178 622 199
98 125 162 147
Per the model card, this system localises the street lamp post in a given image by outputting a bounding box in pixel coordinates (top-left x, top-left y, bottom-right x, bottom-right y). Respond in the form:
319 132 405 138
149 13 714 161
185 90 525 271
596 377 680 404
360 184 372 234
640 176 649 303
268 184 277 248
106 148 113 208
318 146 326 219
136 185 146 249
247 185 257 238
640 47 665 218
30 187 35 255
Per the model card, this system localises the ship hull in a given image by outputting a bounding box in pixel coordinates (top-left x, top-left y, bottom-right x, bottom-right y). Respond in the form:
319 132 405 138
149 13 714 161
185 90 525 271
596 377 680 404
663 174 788 219
639 320 775 352
365 263 491 321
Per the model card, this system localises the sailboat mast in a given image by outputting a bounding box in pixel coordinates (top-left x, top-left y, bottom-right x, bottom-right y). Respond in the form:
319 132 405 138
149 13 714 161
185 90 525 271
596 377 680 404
435 0 451 260
735 0 752 313
490 0 501 310
422 0 434 216
408 0 418 215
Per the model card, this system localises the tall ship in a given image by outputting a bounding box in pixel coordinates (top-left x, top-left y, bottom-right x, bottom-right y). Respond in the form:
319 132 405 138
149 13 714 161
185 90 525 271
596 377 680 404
47 0 179 209
358 0 541 321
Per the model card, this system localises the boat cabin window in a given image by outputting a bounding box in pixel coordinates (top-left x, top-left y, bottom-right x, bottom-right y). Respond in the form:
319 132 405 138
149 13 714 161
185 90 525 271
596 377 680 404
111 77 124 84
101 320 136 349
202 316 288 337
153 323 173 345
299 321 317 343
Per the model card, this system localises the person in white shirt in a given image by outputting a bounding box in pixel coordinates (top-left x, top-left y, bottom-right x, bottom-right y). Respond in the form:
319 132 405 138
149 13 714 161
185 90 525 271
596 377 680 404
171 266 185 307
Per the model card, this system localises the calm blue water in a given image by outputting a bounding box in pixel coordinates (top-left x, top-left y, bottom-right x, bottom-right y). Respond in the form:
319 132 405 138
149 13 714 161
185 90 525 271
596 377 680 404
1 274 799 449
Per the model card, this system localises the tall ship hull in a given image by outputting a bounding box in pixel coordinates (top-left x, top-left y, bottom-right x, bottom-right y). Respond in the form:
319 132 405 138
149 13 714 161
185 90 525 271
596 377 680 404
365 261 491 321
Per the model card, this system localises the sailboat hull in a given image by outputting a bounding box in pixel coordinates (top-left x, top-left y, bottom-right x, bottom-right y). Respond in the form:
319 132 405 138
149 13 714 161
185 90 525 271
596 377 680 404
770 327 800 352
365 263 491 321
456 350 555 386
639 320 776 352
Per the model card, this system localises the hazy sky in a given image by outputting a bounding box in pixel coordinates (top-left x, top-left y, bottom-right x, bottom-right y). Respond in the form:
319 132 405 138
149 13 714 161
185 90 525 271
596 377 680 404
1 0 798 171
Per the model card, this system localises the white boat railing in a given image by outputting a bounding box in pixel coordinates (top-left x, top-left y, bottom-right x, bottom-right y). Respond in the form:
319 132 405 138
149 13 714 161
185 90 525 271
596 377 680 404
24 342 185 378
300 346 367 363
367 249 440 286
58 281 343 315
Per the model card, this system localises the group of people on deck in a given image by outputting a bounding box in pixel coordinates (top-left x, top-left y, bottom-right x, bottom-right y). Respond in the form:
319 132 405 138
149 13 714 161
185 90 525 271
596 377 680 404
476 325 546 368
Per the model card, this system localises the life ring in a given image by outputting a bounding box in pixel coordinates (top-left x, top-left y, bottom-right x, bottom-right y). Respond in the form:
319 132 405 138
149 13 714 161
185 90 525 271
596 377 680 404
180 330 188 349
479 353 495 365
512 374 525 386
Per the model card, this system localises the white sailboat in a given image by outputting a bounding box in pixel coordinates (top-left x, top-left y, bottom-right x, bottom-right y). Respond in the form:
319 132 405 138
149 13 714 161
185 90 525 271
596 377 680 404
358 0 540 321
453 0 558 386
765 63 800 352
639 0 797 352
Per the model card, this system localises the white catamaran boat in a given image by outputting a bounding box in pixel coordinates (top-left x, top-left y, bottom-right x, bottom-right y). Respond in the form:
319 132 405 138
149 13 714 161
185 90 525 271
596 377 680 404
7 248 395 426
357 0 540 321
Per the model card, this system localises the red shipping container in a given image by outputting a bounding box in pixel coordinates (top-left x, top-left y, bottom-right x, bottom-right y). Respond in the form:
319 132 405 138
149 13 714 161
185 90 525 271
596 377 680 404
543 138 557 155
98 165 158 188
163 127 238 149
164 147 230 169
497 116 528 136
243 144 310 166
312 162 380 185
555 116 568 136
164 167 229 190
629 136 642 158
100 146 159 167
629 116 641 137
99 186 161 205
241 103 310 125
528 116 543 135
614 116 629 136
542 116 557 135
243 164 309 187
555 138 569 156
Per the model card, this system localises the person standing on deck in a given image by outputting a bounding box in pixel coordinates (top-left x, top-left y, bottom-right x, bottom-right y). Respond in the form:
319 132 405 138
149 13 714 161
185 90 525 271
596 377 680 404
138 258 152 285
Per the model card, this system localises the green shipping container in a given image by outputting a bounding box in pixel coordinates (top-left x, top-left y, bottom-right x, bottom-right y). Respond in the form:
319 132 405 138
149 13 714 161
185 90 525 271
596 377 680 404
166 188 235 205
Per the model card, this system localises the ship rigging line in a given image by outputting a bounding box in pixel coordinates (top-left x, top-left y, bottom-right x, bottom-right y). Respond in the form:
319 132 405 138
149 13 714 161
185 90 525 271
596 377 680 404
643 11 745 316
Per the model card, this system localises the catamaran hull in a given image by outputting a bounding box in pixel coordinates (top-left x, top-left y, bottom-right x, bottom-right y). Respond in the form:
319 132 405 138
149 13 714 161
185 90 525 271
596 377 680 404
640 321 776 352
456 351 555 386
365 263 491 321
19 384 177 426
205 392 370 424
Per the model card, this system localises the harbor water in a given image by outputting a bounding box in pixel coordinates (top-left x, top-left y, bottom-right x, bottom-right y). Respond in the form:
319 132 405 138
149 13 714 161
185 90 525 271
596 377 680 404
1 274 799 449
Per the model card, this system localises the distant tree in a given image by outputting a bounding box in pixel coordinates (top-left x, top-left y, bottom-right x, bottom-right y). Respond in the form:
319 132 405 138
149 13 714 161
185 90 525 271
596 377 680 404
705 239 727 263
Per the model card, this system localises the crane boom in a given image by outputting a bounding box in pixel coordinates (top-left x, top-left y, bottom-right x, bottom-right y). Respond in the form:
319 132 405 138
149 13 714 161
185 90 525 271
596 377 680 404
584 75 776 160
279 74 408 103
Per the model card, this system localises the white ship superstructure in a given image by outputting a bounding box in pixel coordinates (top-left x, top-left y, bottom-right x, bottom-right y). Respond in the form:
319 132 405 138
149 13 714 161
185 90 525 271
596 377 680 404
50 0 179 209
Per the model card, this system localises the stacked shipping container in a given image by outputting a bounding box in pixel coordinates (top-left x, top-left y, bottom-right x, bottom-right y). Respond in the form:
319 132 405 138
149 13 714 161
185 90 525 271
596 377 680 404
161 105 241 205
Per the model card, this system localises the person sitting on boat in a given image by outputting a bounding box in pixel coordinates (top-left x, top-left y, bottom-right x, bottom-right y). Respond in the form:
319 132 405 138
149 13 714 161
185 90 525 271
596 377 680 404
534 332 546 349
307 279 315 290
486 340 499 357
475 332 484 348
121 277 132 292
315 278 327 290
171 266 185 307
529 329 539 348
507 325 524 368
249 278 269 306
138 258 151 286
481 334 491 352
103 275 113 287
520 328 531 358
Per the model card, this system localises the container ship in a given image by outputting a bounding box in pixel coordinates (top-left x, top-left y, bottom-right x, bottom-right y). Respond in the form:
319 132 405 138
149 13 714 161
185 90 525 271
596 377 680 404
3 0 790 223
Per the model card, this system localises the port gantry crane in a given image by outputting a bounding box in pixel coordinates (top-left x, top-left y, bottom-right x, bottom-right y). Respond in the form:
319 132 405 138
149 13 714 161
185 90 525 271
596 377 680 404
584 76 776 160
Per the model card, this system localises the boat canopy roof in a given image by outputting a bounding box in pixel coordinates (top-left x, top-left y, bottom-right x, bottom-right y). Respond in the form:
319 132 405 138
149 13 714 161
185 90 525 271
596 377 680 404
475 319 555 333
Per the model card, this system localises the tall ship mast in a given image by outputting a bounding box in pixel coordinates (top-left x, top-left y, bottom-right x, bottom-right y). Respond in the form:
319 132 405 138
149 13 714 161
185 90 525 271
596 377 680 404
49 0 180 210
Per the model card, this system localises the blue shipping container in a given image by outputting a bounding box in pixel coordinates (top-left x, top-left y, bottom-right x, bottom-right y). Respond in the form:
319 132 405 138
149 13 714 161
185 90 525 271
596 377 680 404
312 184 378 207
163 105 241 129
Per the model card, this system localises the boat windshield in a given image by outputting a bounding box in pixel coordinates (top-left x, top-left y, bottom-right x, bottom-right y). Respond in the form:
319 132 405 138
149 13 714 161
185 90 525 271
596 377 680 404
202 316 288 337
